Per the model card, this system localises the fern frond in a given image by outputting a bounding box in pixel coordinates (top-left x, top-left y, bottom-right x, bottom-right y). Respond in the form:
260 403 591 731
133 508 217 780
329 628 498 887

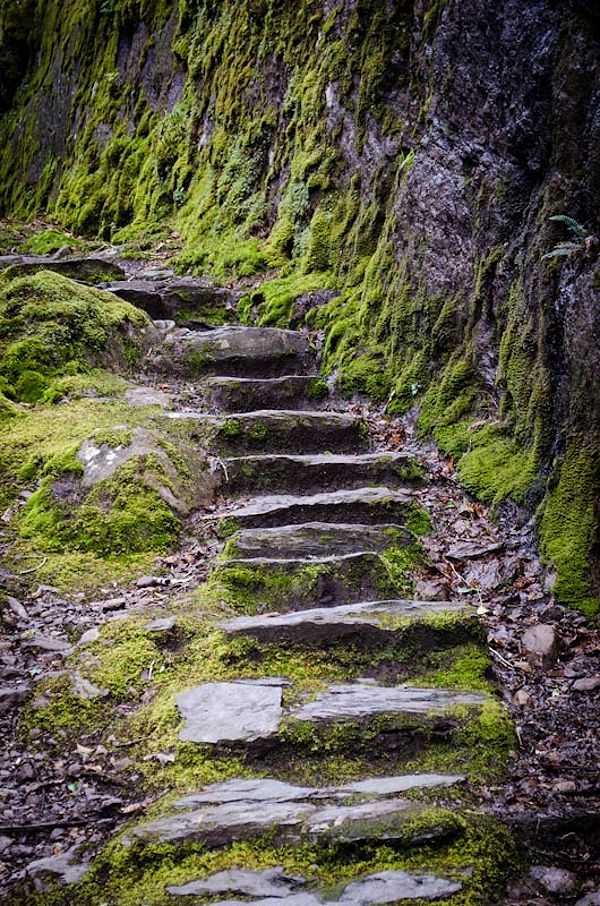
549 215 588 240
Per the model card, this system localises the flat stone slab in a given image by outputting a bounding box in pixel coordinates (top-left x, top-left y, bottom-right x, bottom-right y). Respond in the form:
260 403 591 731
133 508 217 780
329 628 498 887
148 326 315 378
219 599 471 646
338 870 462 904
176 680 285 744
224 523 410 560
212 411 368 455
205 375 324 413
221 488 417 530
167 868 461 904
124 386 172 408
167 866 305 898
222 453 422 495
291 683 486 723
133 774 463 849
104 277 238 324
1 255 124 283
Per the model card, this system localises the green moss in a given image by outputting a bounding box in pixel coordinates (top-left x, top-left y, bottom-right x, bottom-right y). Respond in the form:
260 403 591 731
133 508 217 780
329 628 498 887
306 378 329 401
20 227 82 255
339 352 392 402
539 440 600 615
0 271 152 401
239 272 334 329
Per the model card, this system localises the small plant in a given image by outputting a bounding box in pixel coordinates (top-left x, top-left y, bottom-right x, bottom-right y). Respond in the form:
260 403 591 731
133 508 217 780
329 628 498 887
173 186 187 208
99 0 115 14
543 214 590 260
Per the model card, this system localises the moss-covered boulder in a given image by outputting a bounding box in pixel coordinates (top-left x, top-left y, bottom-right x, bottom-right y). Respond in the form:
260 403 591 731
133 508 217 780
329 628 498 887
0 401 217 590
0 270 157 402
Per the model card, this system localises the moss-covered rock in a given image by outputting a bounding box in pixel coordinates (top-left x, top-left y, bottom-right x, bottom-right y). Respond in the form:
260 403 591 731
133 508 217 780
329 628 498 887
0 270 157 402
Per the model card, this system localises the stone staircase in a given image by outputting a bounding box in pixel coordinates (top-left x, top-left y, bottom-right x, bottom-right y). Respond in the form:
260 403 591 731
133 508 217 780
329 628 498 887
111 317 514 903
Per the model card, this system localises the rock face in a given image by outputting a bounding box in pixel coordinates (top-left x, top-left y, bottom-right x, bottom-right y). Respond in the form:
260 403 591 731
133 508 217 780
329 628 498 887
2 0 598 609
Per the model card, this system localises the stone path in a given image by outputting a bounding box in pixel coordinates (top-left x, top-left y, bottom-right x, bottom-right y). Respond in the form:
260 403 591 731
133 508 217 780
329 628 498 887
108 304 503 902
7 254 599 904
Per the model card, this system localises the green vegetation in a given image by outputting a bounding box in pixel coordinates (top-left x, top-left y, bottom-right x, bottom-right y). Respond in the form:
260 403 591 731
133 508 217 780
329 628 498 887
0 270 152 402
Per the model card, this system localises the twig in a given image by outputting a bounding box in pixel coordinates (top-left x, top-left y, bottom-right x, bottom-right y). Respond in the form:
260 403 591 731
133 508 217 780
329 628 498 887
0 816 116 834
17 557 47 576
489 647 513 669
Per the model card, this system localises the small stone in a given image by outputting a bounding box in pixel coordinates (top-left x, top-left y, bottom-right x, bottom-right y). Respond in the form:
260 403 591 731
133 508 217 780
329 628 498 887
552 779 577 794
414 579 448 601
23 633 72 654
512 689 532 708
136 575 159 588
576 889 600 906
5 596 28 620
529 865 577 895
95 596 126 612
573 676 600 692
521 624 558 668
16 762 35 781
72 671 108 701
0 682 32 713
25 847 90 885
0 835 13 853
77 627 100 646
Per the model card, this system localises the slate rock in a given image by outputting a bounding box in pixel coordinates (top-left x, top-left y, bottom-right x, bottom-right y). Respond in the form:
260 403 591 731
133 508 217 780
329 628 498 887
25 847 90 885
521 624 558 668
223 487 416 530
529 865 577 895
339 870 462 903
175 680 284 744
125 386 171 408
223 523 411 561
221 452 421 495
220 599 470 647
291 683 486 723
134 774 463 848
167 866 305 898
149 326 314 378
0 683 32 713
573 676 600 692
181 870 462 905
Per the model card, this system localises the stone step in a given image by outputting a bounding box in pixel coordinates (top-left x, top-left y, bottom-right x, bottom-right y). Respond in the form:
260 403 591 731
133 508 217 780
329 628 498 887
165 866 463 904
102 277 238 326
167 410 368 455
219 598 479 648
173 677 487 749
132 774 464 850
220 487 424 531
213 551 399 611
222 523 411 560
0 255 124 284
221 452 423 495
147 325 316 378
204 375 327 412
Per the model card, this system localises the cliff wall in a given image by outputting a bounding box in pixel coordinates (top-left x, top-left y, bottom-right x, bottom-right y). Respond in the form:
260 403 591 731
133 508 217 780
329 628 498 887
1 0 599 612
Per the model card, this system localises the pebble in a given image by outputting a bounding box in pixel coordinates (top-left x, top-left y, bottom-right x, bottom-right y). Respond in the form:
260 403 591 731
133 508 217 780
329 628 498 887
573 676 600 692
529 865 577 895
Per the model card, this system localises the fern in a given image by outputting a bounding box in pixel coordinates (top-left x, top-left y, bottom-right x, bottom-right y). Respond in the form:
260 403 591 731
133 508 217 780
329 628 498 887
543 214 589 261
548 215 588 241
